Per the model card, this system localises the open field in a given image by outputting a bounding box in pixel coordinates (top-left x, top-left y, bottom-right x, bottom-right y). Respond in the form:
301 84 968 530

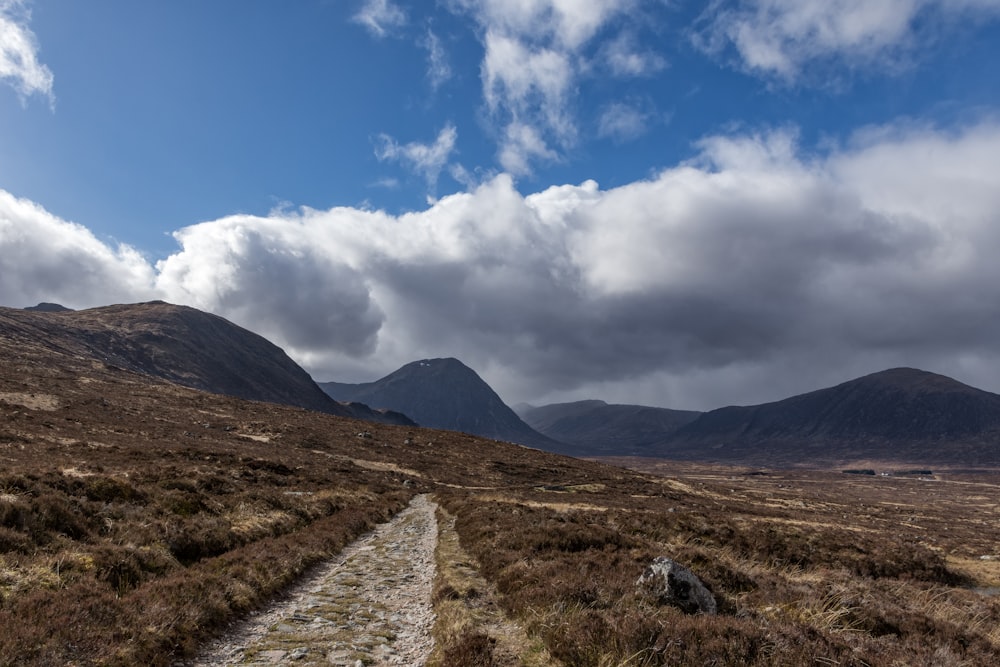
1 336 999 665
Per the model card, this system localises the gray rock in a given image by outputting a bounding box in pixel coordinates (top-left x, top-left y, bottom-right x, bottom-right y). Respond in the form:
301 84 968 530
636 556 717 615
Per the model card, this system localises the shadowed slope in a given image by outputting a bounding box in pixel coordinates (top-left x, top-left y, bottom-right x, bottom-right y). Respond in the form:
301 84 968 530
321 358 563 450
519 400 702 455
660 368 1000 465
0 302 411 424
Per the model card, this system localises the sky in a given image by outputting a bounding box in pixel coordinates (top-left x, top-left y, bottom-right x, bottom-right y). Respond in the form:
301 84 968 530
2 0 1000 411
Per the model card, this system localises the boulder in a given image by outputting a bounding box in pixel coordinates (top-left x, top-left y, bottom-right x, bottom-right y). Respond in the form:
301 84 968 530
636 556 717 615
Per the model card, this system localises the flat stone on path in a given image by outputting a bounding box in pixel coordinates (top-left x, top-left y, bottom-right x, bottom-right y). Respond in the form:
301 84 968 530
188 494 438 666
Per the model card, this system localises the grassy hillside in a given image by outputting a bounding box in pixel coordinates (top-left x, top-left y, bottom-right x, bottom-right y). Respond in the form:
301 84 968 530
1 330 999 664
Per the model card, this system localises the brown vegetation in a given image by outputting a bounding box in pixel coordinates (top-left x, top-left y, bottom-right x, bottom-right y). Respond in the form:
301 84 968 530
2 322 999 665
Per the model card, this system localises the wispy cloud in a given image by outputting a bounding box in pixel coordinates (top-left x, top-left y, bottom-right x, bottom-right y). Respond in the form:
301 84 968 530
422 29 452 90
0 0 54 105
597 102 652 142
497 121 558 174
375 124 459 189
603 32 667 77
353 0 407 38
696 0 1000 82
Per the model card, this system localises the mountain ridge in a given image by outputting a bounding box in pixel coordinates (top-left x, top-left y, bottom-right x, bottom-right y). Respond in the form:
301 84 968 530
518 399 702 455
0 302 412 425
656 367 1000 465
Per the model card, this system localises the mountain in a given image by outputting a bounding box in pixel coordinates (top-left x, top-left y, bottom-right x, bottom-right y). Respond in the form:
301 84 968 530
24 302 73 312
320 358 564 450
658 367 1000 465
0 302 411 425
1 306 996 665
518 400 702 455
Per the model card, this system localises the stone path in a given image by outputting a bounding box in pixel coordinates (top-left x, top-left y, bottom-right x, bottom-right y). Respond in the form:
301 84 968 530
189 494 438 666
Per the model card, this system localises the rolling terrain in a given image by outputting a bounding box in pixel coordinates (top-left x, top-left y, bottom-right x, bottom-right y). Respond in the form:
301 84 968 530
518 400 702 455
522 368 1000 466
658 367 1000 466
0 302 998 665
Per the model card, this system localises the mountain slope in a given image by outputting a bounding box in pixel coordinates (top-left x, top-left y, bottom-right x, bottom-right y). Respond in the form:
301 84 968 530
320 358 563 450
519 400 702 455
0 302 410 424
659 367 1000 465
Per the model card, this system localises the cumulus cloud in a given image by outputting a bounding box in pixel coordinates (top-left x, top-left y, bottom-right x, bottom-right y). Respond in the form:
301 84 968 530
155 213 385 356
0 190 155 308
353 0 407 38
5 121 1000 408
0 0 53 104
696 0 1000 82
450 0 639 175
375 124 459 190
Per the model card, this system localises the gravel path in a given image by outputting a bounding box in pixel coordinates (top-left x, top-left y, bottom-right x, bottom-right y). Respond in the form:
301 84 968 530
188 494 438 666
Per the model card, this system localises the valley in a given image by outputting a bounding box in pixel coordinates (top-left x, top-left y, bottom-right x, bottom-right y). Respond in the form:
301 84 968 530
1 303 998 665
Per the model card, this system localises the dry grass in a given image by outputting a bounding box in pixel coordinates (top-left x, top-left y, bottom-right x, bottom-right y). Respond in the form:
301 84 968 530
436 467 1000 667
428 505 559 667
2 332 1000 665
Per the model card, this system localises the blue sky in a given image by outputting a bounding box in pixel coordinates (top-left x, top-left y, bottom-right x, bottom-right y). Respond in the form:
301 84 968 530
3 0 1000 410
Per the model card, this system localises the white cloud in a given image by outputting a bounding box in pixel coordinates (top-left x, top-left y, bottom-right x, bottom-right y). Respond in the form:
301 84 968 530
450 0 638 175
697 0 1000 81
0 190 155 308
422 29 452 90
0 0 53 104
155 213 385 356
497 121 558 175
482 32 575 143
5 121 1000 408
375 124 459 189
603 32 667 77
353 0 407 38
451 0 629 49
597 102 651 142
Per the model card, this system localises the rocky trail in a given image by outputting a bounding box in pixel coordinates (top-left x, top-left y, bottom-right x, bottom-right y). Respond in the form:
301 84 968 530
188 494 438 667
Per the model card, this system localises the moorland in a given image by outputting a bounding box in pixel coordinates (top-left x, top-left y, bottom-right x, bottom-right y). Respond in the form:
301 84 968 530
1 304 998 666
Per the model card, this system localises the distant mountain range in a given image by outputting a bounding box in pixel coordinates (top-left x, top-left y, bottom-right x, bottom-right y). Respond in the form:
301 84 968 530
1 302 411 425
7 301 999 466
516 400 702 455
657 367 1000 466
319 358 565 451
520 368 1000 465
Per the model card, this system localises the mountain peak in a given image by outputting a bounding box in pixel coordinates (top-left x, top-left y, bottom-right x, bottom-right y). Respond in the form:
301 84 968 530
858 367 974 393
404 357 468 371
320 359 562 450
24 302 72 312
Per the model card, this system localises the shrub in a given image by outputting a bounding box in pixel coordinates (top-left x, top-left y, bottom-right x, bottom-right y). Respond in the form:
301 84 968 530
442 632 497 666
84 476 144 503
